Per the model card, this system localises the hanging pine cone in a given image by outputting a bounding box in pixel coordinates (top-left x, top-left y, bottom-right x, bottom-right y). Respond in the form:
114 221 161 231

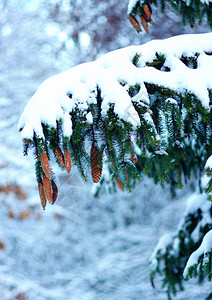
140 16 148 33
116 178 124 191
142 4 154 24
54 147 65 168
43 175 53 204
130 154 138 164
142 4 151 21
51 180 58 204
129 15 141 32
41 152 52 180
38 182 47 210
64 150 71 173
90 143 102 183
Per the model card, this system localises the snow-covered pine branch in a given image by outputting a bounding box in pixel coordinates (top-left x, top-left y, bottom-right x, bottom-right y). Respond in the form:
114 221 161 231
183 229 212 281
19 33 212 208
150 189 212 297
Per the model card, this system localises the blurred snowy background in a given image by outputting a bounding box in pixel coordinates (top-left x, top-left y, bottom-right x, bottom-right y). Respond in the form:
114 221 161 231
0 0 211 299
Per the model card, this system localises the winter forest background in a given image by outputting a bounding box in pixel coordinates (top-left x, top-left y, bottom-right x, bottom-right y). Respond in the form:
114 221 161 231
0 0 211 299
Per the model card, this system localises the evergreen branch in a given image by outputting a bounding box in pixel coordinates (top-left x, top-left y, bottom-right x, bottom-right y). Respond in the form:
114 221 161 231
19 33 212 205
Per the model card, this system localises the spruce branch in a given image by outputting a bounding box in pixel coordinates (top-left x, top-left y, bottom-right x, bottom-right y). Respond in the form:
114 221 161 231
128 0 212 32
19 33 212 206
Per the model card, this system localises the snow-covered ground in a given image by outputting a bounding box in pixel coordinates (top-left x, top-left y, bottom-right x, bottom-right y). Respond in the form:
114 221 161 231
0 2 211 299
0 170 211 300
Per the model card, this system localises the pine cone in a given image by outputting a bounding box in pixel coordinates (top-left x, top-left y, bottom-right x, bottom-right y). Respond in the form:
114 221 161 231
116 178 124 191
142 4 154 25
130 154 138 164
90 143 102 183
0 241 5 250
43 175 53 204
64 150 72 173
38 182 47 210
41 152 52 180
54 147 65 168
142 4 151 21
129 15 141 32
140 16 148 33
51 180 58 204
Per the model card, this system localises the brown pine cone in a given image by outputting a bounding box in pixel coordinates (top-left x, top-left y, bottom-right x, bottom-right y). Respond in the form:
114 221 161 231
54 147 65 168
116 178 124 191
43 175 53 204
129 15 141 32
64 150 72 173
130 154 138 164
41 152 52 180
142 4 151 21
0 241 5 250
90 143 102 183
38 182 47 210
140 16 148 33
51 180 58 204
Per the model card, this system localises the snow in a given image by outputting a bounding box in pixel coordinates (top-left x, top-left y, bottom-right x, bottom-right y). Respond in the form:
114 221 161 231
150 232 174 264
79 31 91 48
166 98 178 105
127 0 140 14
19 33 212 140
205 155 212 169
184 192 209 215
183 229 212 278
62 112 73 137
155 149 168 155
86 112 93 124
201 0 212 3
1 172 211 300
1 25 12 37
131 83 149 104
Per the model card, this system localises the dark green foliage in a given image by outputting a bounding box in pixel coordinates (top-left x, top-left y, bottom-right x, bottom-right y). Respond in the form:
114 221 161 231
181 53 199 69
206 165 212 201
150 196 212 299
146 52 166 70
69 108 91 181
103 104 142 191
128 0 212 29
132 53 140 67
